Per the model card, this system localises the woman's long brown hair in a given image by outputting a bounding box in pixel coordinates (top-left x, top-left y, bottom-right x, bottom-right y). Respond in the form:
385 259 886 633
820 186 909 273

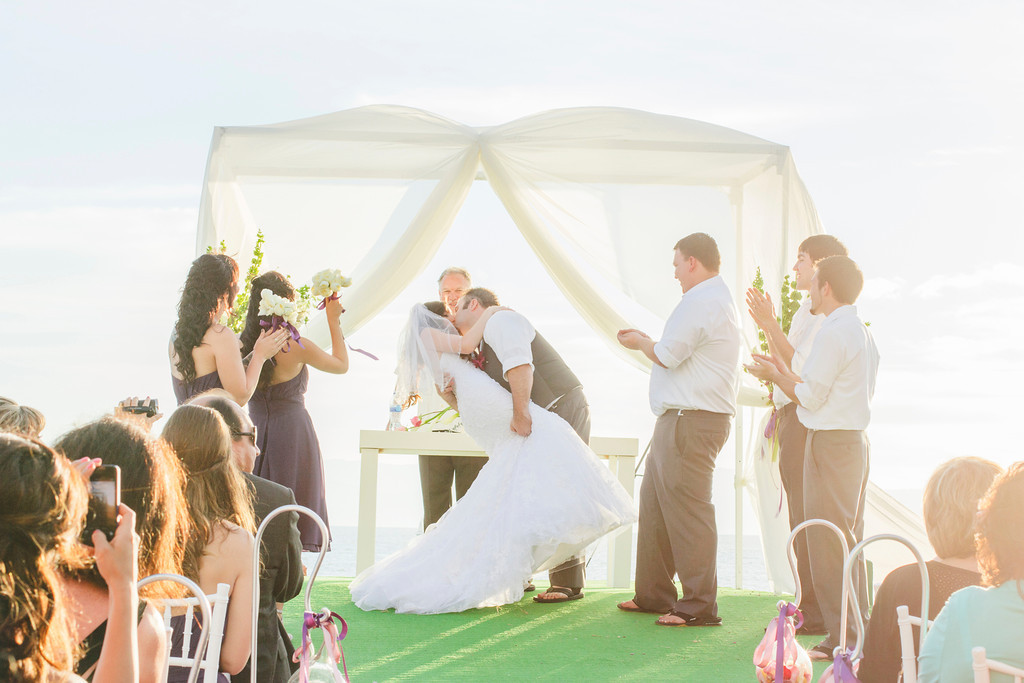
160 405 255 581
0 435 89 681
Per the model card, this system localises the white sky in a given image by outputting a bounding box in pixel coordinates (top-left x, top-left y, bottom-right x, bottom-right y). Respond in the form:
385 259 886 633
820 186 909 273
3 1 1023 534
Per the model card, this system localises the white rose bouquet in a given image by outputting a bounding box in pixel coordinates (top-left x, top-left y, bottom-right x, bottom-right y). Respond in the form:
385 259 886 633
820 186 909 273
310 268 352 311
258 289 304 349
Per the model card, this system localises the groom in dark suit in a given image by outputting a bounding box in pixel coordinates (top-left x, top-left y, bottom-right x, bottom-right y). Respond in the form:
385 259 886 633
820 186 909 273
448 287 591 603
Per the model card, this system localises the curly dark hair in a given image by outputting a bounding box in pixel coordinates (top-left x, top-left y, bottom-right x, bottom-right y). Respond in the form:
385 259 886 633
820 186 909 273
0 434 89 680
239 271 295 390
976 461 1024 592
173 254 239 384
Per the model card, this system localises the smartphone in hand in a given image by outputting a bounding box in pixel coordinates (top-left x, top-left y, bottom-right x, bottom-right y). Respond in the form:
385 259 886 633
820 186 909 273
82 464 120 545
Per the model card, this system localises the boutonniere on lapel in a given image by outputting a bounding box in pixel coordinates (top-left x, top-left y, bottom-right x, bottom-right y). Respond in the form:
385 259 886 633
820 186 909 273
470 349 486 370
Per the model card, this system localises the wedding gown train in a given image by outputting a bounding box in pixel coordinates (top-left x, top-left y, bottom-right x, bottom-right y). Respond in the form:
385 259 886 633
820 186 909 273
349 354 636 614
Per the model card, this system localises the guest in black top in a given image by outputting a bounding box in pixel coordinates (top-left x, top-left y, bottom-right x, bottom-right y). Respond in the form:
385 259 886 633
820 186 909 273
857 457 1002 683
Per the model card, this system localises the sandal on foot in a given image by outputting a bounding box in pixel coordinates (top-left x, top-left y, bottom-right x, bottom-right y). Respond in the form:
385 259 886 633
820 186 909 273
655 610 723 627
617 600 664 614
532 586 584 603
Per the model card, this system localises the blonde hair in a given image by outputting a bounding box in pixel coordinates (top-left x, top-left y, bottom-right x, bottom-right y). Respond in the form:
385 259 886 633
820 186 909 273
160 405 255 581
0 435 88 680
976 462 1024 588
0 401 46 439
923 456 1003 558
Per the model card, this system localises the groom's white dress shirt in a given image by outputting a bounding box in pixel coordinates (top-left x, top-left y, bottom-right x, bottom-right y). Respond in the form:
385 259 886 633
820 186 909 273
482 310 536 380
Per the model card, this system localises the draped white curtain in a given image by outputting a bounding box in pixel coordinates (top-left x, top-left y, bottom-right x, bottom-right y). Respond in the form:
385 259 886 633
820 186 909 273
197 105 924 590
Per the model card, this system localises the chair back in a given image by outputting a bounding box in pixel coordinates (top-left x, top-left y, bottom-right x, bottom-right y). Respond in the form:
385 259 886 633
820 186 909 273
785 519 851 619
972 646 1024 683
157 580 231 683
896 605 933 683
137 573 212 683
841 534 928 665
249 505 330 683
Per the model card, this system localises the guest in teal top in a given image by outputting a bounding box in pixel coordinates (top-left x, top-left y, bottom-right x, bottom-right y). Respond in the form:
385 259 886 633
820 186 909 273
918 462 1024 682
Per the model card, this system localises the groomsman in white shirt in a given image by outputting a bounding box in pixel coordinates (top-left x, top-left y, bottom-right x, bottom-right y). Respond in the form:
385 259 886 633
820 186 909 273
616 233 741 626
747 255 879 661
745 234 848 636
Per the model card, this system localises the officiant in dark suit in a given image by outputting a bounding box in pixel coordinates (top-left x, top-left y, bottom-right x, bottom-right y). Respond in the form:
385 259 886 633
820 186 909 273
192 393 304 683
451 287 591 603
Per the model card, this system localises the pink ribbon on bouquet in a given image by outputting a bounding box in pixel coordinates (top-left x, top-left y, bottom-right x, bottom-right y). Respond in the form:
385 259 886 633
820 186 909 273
316 292 344 312
260 317 304 349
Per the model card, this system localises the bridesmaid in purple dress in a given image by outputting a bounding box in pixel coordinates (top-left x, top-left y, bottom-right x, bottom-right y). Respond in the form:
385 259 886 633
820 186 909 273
169 254 289 406
240 272 349 551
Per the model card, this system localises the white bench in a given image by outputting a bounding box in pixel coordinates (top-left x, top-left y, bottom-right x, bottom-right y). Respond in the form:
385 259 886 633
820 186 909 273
356 429 637 587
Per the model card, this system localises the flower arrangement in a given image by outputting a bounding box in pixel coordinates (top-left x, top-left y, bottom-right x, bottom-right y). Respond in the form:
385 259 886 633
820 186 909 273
408 407 463 433
751 267 802 463
310 268 352 311
258 289 304 348
207 229 266 334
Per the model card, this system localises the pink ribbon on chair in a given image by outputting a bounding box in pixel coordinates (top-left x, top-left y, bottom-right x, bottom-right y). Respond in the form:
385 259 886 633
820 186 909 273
294 609 349 683
775 601 803 682
830 650 859 683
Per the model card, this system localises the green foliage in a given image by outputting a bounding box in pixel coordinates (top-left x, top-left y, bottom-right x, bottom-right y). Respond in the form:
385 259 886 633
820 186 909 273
778 274 802 336
206 230 266 334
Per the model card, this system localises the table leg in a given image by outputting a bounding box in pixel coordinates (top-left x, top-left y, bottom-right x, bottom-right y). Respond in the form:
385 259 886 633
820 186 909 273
606 455 635 588
356 447 380 575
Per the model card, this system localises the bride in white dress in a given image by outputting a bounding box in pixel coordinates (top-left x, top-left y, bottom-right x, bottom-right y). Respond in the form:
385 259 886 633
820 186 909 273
350 303 636 614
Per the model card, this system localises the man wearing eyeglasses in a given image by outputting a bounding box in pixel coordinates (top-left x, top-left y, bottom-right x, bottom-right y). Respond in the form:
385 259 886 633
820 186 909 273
192 392 303 683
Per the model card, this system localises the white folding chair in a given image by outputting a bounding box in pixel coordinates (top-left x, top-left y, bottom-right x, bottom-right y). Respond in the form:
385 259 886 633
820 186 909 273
150 577 230 683
138 573 212 683
837 534 928 677
249 505 330 683
972 646 1024 683
896 605 933 683
785 519 851 626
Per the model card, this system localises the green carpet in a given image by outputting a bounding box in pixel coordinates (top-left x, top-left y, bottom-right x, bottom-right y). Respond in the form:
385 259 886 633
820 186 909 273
282 579 833 681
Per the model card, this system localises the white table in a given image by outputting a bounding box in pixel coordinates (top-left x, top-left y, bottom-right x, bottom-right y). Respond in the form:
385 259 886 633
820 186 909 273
356 429 637 587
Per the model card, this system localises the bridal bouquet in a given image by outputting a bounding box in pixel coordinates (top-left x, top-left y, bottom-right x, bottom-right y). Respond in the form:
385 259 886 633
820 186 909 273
258 290 304 348
311 268 352 311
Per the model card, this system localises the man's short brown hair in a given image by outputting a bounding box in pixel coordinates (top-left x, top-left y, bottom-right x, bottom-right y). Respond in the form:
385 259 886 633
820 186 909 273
674 233 721 272
799 234 848 263
814 255 864 305
460 287 499 309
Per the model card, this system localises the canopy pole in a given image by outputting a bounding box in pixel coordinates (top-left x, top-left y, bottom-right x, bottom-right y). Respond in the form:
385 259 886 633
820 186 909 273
731 186 745 589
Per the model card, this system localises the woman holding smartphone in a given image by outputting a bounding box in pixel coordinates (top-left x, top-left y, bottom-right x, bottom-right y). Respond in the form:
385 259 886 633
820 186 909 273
169 253 289 406
239 271 349 552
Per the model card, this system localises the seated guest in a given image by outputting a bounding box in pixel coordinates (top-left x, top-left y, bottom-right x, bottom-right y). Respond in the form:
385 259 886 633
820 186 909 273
858 457 1002 682
0 397 46 438
55 417 189 683
191 391 303 683
162 404 256 681
918 462 1024 682
0 434 141 683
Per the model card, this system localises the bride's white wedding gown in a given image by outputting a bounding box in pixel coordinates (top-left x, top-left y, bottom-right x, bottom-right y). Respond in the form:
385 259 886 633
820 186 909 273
350 354 636 614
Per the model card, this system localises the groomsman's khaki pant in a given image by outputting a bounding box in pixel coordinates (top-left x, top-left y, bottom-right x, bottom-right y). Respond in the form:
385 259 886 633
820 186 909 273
803 429 870 649
634 410 731 617
777 404 825 630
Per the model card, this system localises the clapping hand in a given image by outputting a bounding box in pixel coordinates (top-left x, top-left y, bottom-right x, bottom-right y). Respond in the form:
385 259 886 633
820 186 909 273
744 354 783 383
745 288 776 330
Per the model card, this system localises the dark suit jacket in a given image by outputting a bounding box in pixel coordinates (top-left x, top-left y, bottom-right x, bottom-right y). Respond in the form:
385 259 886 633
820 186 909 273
235 473 304 683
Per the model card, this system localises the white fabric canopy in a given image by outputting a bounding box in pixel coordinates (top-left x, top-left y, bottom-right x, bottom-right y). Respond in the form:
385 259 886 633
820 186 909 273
196 105 924 590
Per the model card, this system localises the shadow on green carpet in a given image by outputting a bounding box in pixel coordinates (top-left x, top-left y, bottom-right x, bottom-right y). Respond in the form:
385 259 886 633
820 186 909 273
282 579 834 681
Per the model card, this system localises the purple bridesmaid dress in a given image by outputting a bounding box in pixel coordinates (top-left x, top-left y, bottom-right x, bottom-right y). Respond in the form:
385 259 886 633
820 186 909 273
249 365 331 551
172 370 223 406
